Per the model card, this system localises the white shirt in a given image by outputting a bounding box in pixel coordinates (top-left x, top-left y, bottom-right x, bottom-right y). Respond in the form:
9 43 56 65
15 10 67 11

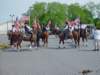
74 25 79 29
46 26 50 31
94 29 100 40
64 25 68 30
81 24 87 29
56 27 59 30
26 25 32 31
12 27 17 32
69 27 74 32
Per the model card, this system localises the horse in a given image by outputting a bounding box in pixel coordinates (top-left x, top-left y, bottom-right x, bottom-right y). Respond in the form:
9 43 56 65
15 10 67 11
80 28 88 46
42 31 49 47
37 26 49 48
7 31 22 49
7 30 37 49
53 29 80 48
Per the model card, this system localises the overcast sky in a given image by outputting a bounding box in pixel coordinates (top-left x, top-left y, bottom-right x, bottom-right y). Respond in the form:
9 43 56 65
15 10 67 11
0 0 100 23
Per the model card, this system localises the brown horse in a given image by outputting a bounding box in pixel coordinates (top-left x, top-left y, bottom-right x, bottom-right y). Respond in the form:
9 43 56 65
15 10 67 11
7 31 22 49
55 28 80 48
42 31 49 47
80 28 90 47
7 30 37 49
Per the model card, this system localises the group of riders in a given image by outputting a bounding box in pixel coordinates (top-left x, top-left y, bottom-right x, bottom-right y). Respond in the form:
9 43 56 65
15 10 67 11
8 18 89 49
11 21 50 36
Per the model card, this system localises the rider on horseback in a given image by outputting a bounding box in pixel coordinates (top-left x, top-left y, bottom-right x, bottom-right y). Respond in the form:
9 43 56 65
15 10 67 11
24 22 32 35
11 25 17 32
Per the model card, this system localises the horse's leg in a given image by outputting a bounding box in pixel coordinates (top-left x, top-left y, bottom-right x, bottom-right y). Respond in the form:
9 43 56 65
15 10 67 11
62 39 65 48
45 35 48 48
17 43 20 52
37 36 40 47
85 34 88 47
74 39 77 48
42 38 45 47
73 34 77 48
59 39 61 48
44 38 47 47
78 36 80 47
29 41 32 48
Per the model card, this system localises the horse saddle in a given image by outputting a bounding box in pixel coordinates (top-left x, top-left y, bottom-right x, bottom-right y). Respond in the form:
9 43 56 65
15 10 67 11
24 32 31 37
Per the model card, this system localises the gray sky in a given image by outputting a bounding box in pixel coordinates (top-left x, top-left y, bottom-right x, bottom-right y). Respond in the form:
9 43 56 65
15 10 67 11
0 0 100 23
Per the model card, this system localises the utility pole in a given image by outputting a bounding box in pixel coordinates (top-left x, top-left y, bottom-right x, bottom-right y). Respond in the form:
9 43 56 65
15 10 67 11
10 14 15 25
29 7 33 26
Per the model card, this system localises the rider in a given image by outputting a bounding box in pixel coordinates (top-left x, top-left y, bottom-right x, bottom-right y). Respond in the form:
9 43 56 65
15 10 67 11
32 21 41 32
63 23 69 30
80 24 87 34
46 20 51 33
24 22 32 34
80 24 87 30
63 21 70 39
11 25 17 32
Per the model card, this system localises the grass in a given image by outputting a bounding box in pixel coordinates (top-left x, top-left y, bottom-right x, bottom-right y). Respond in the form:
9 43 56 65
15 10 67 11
0 43 9 49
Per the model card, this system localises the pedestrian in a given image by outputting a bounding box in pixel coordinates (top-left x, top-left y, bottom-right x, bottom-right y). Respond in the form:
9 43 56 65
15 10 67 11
93 27 100 51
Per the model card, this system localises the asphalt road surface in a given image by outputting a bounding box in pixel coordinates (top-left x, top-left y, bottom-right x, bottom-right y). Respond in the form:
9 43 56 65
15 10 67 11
0 35 100 75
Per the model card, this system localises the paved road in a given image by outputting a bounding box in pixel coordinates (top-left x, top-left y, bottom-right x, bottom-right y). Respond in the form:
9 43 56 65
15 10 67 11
0 35 100 75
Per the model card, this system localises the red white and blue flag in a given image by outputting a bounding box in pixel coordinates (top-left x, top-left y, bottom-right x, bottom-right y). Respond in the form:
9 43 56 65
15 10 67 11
67 20 75 27
14 17 20 31
21 16 29 22
74 17 80 25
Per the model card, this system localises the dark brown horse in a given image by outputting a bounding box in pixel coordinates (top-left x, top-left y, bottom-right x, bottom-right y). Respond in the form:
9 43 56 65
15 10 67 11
80 28 89 47
42 31 49 47
7 31 22 49
7 30 37 49
37 26 49 48
52 28 80 48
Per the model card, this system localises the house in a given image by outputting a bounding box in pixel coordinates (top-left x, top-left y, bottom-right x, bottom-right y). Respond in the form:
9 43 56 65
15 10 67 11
0 21 12 34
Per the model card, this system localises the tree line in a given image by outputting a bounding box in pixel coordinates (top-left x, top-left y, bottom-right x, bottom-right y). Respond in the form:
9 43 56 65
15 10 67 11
24 2 100 28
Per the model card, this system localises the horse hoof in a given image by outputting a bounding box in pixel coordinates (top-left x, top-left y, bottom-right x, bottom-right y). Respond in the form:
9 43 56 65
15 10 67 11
63 47 65 48
85 44 88 47
94 49 99 51
75 46 77 48
29 46 32 49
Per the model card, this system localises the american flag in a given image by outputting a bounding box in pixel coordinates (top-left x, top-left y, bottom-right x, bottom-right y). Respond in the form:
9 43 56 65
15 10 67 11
74 17 80 25
21 16 29 21
15 17 20 31
67 20 75 27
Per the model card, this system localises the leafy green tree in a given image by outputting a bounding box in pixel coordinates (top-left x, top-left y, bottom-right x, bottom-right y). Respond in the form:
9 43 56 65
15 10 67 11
68 3 94 24
26 2 94 27
94 18 100 29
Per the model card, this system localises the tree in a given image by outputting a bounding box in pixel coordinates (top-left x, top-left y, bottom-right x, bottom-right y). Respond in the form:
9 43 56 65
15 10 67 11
26 2 94 27
68 3 94 24
94 18 100 29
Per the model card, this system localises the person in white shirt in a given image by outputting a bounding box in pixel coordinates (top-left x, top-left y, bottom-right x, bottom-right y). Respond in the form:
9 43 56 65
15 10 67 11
11 25 17 32
93 28 100 50
24 23 32 34
46 25 50 33
69 26 74 32
80 24 87 29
